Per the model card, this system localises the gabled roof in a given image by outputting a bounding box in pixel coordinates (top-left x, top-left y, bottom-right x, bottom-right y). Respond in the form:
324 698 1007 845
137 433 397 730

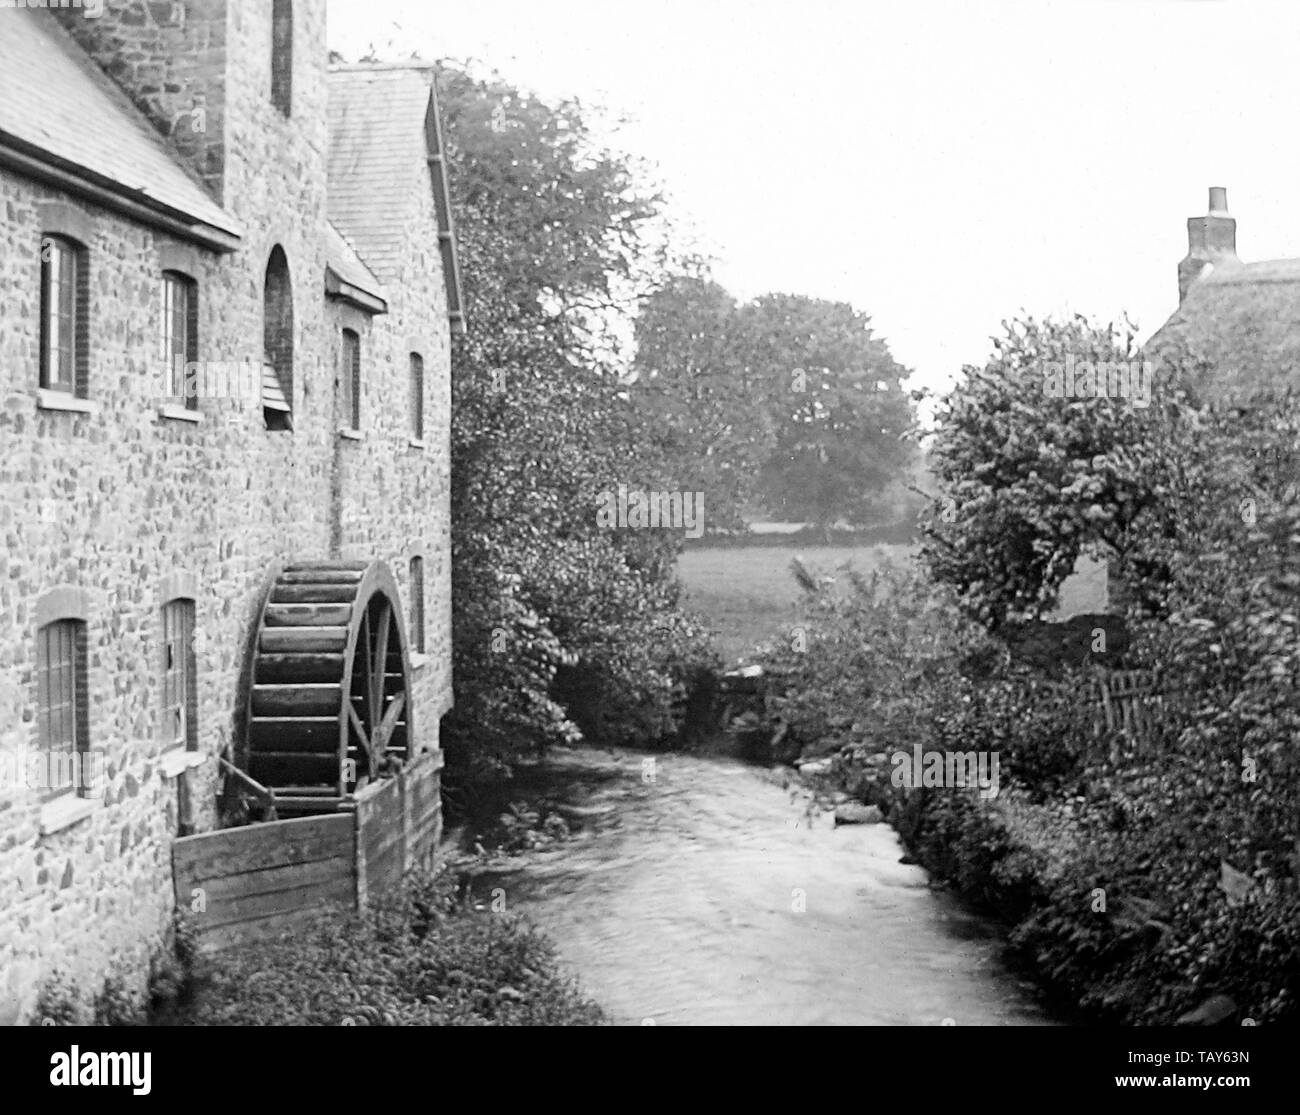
0 10 240 250
327 64 466 334
325 221 388 315
1146 258 1300 399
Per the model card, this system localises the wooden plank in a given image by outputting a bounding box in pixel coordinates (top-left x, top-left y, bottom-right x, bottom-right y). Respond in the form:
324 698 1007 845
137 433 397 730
270 583 361 604
198 894 355 952
173 813 352 884
279 570 365 585
249 717 339 750
248 751 338 785
260 628 348 653
197 863 356 930
251 683 341 716
356 775 405 901
406 757 442 872
264 604 354 627
255 653 346 683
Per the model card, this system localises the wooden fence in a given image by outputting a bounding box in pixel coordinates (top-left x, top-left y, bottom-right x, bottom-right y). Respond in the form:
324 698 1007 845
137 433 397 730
173 749 444 951
1064 668 1169 760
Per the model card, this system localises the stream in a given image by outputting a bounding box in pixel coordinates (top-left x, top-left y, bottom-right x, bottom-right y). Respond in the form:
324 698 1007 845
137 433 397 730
465 747 1054 1026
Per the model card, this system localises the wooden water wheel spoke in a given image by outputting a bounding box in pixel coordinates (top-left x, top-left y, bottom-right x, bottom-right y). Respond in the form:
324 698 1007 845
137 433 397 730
371 691 406 761
371 602 391 724
347 701 375 773
245 560 415 816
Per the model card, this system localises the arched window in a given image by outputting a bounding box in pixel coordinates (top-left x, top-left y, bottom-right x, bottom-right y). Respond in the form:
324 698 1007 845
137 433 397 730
271 0 293 116
262 246 293 430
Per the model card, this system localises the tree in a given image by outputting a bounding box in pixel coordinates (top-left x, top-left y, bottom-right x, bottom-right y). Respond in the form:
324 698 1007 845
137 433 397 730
437 64 716 781
920 313 1211 628
736 294 916 533
630 274 774 529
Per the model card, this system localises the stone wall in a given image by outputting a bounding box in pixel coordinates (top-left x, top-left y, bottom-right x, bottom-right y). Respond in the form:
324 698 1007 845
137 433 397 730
0 0 453 1023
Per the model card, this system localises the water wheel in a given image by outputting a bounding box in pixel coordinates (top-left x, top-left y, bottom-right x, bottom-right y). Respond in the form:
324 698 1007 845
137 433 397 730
244 560 413 816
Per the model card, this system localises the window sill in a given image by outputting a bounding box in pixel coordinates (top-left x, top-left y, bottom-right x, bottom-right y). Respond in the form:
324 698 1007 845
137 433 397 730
40 795 97 836
408 438 426 450
159 749 206 778
338 428 363 441
158 403 203 424
36 390 98 415
410 652 430 670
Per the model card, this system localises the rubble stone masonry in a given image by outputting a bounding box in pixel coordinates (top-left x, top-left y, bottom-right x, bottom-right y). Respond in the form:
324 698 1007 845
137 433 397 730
0 1 452 1022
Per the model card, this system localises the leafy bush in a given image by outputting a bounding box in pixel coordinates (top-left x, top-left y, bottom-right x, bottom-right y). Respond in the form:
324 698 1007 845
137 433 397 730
172 870 605 1026
32 970 82 1026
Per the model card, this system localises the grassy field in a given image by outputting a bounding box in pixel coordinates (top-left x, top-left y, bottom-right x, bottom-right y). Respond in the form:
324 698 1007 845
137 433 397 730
677 543 916 665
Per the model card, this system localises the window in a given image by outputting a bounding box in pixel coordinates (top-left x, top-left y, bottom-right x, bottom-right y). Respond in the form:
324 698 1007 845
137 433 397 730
36 619 89 802
341 329 361 431
262 246 293 430
409 556 426 655
161 600 197 753
271 0 293 116
409 353 425 440
162 272 198 407
39 236 87 396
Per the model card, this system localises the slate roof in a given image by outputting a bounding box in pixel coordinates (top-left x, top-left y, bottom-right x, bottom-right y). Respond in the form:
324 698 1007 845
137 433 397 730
327 66 431 283
328 64 465 331
324 221 388 312
0 10 240 246
1146 258 1300 399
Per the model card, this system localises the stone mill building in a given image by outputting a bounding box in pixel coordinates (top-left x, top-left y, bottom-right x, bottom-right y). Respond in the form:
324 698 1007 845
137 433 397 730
0 1 464 1022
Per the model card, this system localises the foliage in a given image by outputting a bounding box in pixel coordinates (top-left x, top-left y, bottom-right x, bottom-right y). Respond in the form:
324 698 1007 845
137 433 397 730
738 294 917 531
630 275 774 529
438 63 718 779
631 285 918 533
920 314 1211 628
756 553 1009 772
31 969 82 1026
758 460 1300 1021
172 871 605 1026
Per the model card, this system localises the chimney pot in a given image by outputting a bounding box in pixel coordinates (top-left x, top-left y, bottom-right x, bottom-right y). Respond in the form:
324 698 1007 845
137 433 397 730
1208 186 1229 215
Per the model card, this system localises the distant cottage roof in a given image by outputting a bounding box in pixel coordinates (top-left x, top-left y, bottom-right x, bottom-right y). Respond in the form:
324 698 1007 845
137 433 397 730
1146 190 1300 399
327 64 466 334
0 10 241 250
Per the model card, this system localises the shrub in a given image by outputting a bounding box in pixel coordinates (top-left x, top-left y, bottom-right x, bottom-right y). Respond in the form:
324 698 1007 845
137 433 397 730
173 870 605 1026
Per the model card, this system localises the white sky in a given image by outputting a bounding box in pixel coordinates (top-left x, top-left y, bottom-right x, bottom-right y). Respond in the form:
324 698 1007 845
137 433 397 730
328 0 1300 400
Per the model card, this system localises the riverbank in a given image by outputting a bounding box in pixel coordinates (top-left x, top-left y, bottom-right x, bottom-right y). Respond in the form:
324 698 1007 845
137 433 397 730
452 747 1054 1025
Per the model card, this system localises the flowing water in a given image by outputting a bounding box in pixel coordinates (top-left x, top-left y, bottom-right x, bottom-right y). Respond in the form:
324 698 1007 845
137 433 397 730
467 748 1055 1026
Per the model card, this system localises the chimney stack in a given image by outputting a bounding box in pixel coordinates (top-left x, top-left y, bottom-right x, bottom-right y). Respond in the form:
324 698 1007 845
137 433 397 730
1178 187 1238 303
